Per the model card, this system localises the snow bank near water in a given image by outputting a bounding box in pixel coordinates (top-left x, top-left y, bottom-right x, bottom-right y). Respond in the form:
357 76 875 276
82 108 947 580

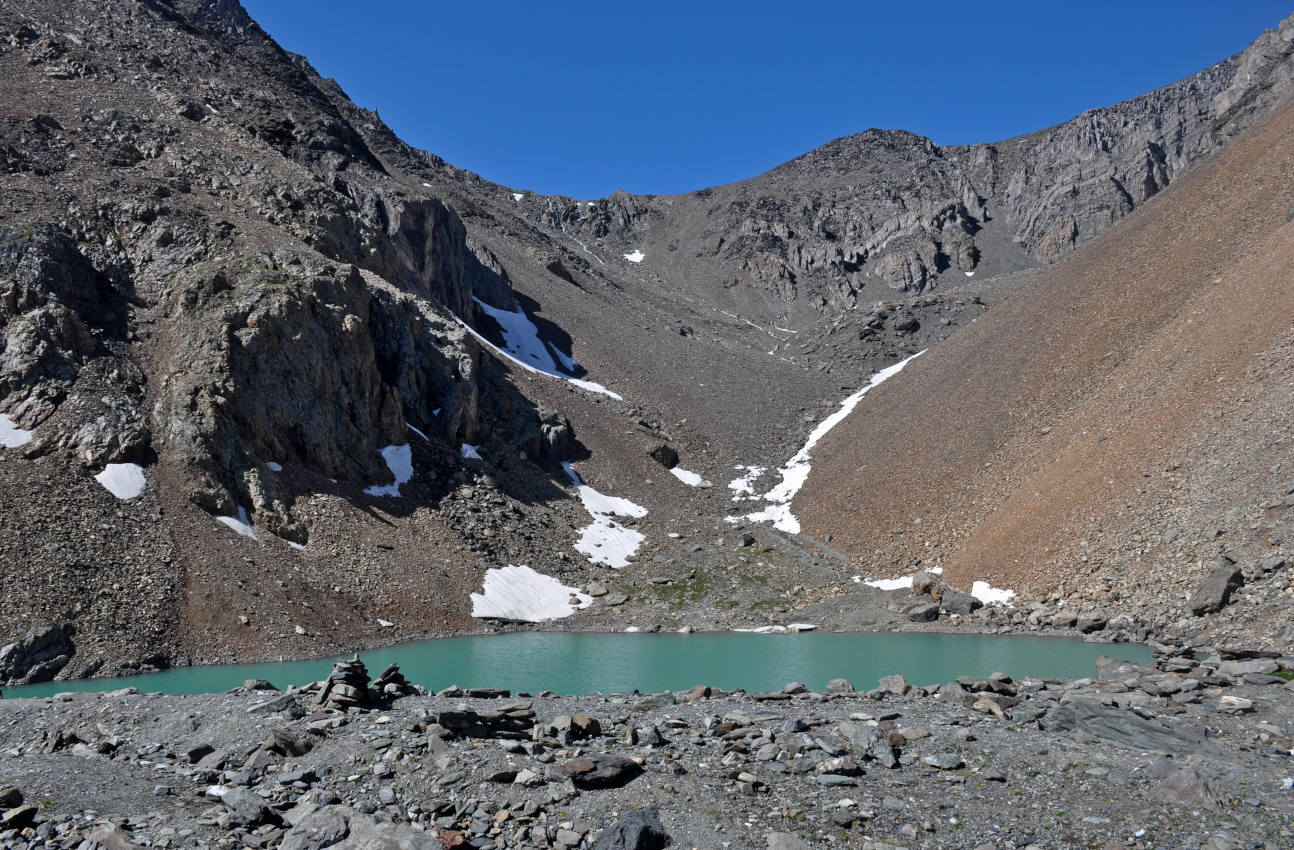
460 301 621 400
972 581 1016 605
95 463 146 500
364 444 413 497
728 351 925 533
0 414 33 448
471 565 591 621
852 566 1015 605
562 461 647 569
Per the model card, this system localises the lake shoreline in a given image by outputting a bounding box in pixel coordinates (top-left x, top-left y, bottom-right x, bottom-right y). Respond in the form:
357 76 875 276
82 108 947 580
1 648 1290 849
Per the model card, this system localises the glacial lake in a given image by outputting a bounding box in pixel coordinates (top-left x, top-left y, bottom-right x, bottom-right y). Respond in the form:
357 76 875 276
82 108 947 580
3 632 1153 700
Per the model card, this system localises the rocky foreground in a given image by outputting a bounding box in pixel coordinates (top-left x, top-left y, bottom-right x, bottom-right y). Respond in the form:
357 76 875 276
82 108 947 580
0 651 1291 850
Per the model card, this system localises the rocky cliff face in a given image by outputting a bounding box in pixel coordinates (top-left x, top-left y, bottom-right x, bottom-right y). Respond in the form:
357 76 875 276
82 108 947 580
536 14 1293 309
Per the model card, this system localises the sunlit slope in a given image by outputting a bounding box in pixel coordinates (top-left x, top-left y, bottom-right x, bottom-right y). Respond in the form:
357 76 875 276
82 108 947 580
796 95 1294 608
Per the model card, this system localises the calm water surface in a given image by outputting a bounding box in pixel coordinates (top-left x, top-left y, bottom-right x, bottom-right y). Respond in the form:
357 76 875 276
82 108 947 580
4 632 1153 699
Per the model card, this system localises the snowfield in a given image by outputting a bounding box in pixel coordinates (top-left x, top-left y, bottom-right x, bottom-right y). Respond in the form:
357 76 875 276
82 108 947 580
728 351 924 533
458 304 621 399
94 463 146 500
623 249 645 263
0 414 33 448
470 565 591 621
562 461 647 569
364 444 413 497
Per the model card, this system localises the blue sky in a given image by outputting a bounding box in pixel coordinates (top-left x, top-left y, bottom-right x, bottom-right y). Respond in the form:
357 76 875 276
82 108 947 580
241 1 1291 199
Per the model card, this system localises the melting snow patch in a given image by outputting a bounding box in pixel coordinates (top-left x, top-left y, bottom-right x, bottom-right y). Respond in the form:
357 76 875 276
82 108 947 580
407 424 430 441
94 463 146 500
422 182 432 187
364 444 413 497
728 465 766 500
563 461 647 569
511 192 524 202
215 506 257 539
460 443 482 460
0 414 33 448
266 461 283 472
623 249 645 263
669 467 710 487
471 565 591 621
857 565 942 590
971 580 1016 605
461 302 621 399
377 618 394 627
964 271 975 277
864 575 914 591
728 351 924 533
287 541 306 551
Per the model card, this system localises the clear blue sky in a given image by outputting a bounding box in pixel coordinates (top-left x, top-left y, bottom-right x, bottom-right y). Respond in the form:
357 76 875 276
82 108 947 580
241 1 1291 199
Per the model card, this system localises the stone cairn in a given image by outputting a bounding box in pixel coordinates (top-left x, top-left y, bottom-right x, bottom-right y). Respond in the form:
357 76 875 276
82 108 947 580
314 656 370 710
312 656 419 710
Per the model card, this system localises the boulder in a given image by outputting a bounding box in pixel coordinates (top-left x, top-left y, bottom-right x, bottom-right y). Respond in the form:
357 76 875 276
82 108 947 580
219 787 280 827
940 589 982 616
648 443 679 469
591 808 671 850
1188 559 1244 616
563 754 643 789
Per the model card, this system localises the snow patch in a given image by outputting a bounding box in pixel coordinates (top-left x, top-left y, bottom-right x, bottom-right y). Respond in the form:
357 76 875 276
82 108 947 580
471 565 591 621
215 506 257 539
562 461 647 569
728 351 924 533
422 182 432 187
377 618 394 628
460 443 482 460
964 271 975 277
266 461 283 472
407 424 430 441
511 192 523 202
971 580 1016 605
623 249 645 263
94 463 146 500
857 565 942 591
287 541 306 551
364 444 413 497
669 467 710 487
0 414 33 448
727 465 766 500
460 303 621 400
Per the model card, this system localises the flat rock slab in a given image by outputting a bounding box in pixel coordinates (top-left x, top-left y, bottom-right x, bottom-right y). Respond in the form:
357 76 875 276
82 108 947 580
1041 697 1221 756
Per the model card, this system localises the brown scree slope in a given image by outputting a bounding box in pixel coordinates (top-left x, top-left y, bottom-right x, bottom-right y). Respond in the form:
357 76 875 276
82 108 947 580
796 93 1294 616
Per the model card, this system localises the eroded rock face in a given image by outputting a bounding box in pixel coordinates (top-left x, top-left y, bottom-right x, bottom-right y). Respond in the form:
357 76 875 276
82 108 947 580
155 251 490 539
0 226 150 465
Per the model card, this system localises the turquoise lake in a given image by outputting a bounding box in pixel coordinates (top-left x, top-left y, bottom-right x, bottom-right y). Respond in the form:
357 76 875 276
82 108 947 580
3 632 1153 699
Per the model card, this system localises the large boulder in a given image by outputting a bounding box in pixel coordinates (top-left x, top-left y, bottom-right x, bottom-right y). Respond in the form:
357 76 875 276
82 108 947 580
1188 559 1244 616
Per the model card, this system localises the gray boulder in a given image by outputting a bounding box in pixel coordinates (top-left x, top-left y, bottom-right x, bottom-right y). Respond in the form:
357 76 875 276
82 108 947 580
591 808 671 850
1188 559 1244 615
